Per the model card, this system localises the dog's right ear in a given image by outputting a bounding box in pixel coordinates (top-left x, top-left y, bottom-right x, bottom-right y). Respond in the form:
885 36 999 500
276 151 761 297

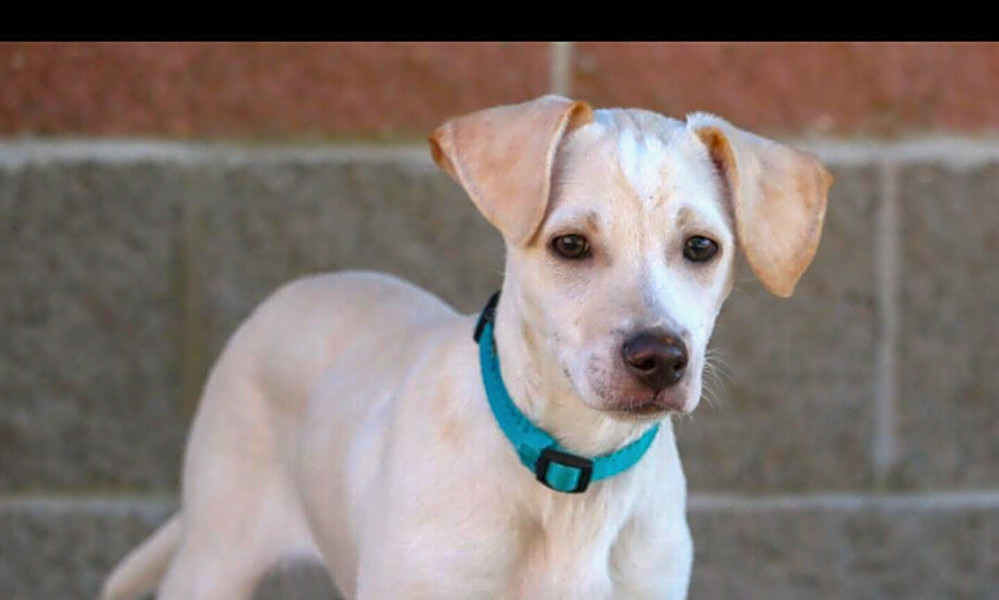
429 95 594 246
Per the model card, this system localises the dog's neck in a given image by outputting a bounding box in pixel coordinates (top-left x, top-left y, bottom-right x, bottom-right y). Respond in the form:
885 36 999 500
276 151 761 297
491 280 660 459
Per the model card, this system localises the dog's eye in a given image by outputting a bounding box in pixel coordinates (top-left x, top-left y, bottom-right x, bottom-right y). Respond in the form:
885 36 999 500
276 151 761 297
683 236 718 263
551 234 591 260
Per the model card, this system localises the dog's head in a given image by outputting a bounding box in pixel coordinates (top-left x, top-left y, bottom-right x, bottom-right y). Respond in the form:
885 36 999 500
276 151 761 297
430 95 831 423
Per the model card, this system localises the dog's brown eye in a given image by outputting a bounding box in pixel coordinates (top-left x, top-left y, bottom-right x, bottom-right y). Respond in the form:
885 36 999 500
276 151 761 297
683 236 718 263
551 234 591 260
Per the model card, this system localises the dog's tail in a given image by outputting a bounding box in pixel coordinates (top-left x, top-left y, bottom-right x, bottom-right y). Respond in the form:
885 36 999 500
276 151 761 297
100 512 182 600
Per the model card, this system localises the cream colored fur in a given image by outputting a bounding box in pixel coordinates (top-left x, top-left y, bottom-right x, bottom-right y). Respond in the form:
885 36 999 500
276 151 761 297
101 95 831 600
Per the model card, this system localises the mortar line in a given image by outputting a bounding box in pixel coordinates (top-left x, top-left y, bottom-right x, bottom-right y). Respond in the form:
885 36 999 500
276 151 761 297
689 490 999 512
872 161 901 486
0 142 436 170
0 493 179 512
6 490 999 512
179 169 207 419
550 42 573 97
6 138 999 169
800 138 999 168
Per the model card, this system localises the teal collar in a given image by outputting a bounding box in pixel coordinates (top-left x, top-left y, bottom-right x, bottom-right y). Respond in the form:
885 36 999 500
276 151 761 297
474 292 660 494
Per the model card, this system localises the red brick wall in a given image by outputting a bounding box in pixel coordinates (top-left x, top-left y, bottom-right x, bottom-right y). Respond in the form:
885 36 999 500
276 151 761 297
3 41 998 139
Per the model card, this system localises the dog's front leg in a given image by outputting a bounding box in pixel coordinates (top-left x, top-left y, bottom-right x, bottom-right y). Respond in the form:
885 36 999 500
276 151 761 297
353 542 508 600
514 560 615 600
351 489 524 600
609 514 693 599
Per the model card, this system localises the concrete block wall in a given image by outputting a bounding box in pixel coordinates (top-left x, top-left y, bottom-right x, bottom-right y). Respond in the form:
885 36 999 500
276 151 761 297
1 42 998 598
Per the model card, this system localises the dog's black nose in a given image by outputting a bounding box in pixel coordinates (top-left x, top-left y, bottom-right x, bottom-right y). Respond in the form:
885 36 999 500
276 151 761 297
621 329 688 391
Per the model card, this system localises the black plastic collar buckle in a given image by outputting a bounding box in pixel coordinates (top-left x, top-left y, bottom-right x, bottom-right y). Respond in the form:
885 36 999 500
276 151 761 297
473 291 501 343
536 448 594 494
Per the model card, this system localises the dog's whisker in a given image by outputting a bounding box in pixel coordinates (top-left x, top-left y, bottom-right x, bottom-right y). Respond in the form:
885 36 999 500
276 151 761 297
700 382 719 411
699 351 732 412
704 349 735 383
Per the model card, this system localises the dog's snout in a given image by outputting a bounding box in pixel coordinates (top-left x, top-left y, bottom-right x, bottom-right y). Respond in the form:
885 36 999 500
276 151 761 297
621 329 688 391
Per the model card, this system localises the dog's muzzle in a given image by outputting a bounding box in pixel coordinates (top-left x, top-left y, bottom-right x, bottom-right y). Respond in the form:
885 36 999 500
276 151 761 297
475 292 660 494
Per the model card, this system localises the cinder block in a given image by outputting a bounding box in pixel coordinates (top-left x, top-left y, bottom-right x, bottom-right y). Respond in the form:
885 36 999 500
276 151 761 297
194 158 504 386
253 559 343 600
5 495 995 599
676 166 879 492
896 164 999 489
0 497 348 600
0 163 189 491
689 498 999 599
0 497 345 599
0 498 175 600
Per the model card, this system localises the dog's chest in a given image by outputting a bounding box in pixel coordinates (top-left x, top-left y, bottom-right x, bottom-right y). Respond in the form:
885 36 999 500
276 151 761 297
493 492 634 599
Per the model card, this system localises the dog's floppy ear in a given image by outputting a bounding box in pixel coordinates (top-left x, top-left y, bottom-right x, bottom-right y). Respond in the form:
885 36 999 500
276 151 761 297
687 113 833 298
429 95 594 246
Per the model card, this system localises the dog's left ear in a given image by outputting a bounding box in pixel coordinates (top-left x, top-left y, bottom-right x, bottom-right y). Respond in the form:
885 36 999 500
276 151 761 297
687 113 833 298
429 95 594 246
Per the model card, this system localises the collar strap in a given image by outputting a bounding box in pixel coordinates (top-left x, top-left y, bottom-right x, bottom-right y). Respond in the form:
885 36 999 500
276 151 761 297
474 292 660 494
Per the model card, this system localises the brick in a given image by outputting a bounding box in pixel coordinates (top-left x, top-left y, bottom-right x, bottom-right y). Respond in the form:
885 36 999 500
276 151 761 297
0 162 188 491
689 498 999 599
0 498 175 600
0 42 550 140
4 495 996 599
194 156 504 392
574 42 999 137
896 163 999 489
676 166 879 492
0 498 343 600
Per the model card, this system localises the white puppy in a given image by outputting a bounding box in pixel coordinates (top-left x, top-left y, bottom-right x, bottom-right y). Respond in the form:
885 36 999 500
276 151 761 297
102 95 831 600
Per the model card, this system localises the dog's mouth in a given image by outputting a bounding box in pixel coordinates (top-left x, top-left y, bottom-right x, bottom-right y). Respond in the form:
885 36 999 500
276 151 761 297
621 400 668 416
606 395 685 421
576 352 699 421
